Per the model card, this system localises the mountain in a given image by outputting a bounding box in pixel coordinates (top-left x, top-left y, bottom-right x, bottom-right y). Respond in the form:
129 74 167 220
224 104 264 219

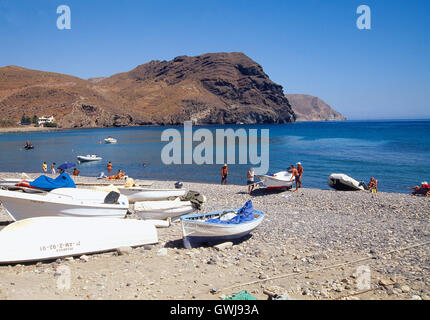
0 52 295 128
285 94 346 121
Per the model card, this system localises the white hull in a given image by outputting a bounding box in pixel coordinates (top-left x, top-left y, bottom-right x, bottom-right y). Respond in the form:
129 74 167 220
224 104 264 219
0 188 129 221
181 210 264 248
328 173 364 191
104 138 117 144
119 187 187 202
134 199 194 220
260 171 294 189
0 217 158 263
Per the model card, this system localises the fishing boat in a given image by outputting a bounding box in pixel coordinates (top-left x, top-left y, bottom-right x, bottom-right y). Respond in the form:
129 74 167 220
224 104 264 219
77 154 102 162
104 137 117 144
0 217 158 264
134 198 194 220
260 171 294 189
328 173 365 191
0 188 129 221
118 187 187 203
180 200 264 249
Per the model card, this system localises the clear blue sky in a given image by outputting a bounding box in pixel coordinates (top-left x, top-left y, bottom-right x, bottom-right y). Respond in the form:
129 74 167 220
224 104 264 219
0 0 429 119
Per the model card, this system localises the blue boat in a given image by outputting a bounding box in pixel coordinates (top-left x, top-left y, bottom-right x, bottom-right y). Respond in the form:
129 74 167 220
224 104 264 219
180 200 264 249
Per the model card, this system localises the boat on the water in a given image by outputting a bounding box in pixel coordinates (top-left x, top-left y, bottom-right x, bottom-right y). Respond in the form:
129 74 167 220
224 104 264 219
118 187 187 203
104 137 117 144
260 171 294 190
328 173 365 191
134 198 194 220
0 217 158 264
0 188 129 221
77 154 102 162
180 200 264 249
24 145 34 150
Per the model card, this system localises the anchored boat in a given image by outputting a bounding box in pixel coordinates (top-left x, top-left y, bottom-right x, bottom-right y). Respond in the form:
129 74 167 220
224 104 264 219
104 137 117 144
77 154 102 162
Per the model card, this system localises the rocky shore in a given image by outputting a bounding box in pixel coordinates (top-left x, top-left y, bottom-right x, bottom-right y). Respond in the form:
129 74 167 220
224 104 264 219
0 174 429 300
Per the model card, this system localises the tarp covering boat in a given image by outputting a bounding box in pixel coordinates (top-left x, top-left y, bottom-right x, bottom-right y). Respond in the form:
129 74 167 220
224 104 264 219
206 200 255 224
29 172 76 191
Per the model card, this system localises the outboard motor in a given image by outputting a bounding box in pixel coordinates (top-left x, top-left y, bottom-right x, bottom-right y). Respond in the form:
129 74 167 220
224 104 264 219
175 181 183 189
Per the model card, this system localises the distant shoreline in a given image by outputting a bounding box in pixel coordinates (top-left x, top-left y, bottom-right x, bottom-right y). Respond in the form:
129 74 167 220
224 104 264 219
0 126 61 134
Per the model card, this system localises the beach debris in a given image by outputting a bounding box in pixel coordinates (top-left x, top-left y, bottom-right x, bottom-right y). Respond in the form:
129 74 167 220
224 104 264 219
214 242 233 251
116 246 133 256
222 290 257 300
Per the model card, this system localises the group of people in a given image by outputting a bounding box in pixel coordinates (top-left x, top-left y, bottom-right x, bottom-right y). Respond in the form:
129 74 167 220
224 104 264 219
42 161 80 176
408 181 430 196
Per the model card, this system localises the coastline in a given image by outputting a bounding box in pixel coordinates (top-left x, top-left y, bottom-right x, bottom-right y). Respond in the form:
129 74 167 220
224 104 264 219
0 126 62 134
0 173 429 300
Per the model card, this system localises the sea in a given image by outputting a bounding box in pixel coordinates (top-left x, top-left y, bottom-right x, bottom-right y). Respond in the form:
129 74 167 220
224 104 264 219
0 120 429 194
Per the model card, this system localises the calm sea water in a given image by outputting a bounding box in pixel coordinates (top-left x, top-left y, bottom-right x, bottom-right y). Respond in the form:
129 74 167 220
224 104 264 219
0 120 429 193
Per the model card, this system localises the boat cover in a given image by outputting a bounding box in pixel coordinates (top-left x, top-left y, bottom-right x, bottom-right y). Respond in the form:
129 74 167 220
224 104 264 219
206 200 255 224
29 172 76 191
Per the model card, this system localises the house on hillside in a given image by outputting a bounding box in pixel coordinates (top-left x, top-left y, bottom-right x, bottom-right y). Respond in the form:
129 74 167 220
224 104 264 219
38 116 55 126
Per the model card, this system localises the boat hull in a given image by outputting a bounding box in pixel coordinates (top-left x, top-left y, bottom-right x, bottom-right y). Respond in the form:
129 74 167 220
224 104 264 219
181 210 264 248
0 217 158 264
119 188 187 202
328 173 364 191
0 188 129 221
134 199 194 220
261 171 294 189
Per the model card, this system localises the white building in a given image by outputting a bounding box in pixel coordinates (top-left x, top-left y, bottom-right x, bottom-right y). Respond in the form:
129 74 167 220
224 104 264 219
38 116 55 126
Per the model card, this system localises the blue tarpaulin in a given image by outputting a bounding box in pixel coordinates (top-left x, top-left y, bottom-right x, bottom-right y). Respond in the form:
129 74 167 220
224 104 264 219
206 200 255 224
29 172 76 191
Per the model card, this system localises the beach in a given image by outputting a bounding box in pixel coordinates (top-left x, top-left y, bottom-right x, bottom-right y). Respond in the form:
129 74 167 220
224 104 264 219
0 172 429 300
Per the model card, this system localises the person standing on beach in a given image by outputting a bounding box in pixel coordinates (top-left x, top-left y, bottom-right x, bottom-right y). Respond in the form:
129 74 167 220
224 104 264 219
51 163 56 175
247 168 260 194
42 161 47 173
221 164 228 185
297 162 303 188
290 165 299 192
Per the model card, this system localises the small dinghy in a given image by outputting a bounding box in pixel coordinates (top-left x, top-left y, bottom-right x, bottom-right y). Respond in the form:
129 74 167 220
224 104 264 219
118 187 187 203
260 171 294 189
328 173 365 191
134 198 194 220
180 200 264 249
77 154 102 162
104 137 117 144
0 217 158 264
0 188 129 221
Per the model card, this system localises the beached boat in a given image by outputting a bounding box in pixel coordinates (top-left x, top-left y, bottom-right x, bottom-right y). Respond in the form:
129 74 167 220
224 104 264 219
180 200 264 249
328 173 365 191
118 187 187 203
260 171 294 189
0 188 129 221
77 154 102 162
104 137 117 144
134 198 194 220
0 217 158 264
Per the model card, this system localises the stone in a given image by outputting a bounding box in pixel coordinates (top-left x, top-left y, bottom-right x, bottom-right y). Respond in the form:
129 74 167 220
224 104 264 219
157 248 168 256
400 285 410 293
80 255 90 262
214 242 233 251
378 278 394 287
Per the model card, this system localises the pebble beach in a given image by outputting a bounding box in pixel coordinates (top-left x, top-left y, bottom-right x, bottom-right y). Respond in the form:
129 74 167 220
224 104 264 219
0 172 429 300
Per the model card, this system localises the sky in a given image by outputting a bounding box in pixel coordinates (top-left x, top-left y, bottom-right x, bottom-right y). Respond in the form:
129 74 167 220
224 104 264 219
0 0 429 120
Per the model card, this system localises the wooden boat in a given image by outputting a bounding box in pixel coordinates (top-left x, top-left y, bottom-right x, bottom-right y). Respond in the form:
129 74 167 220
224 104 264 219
119 187 187 203
0 188 129 221
180 201 264 249
260 171 294 189
328 173 365 191
134 198 194 220
77 154 102 162
0 217 158 264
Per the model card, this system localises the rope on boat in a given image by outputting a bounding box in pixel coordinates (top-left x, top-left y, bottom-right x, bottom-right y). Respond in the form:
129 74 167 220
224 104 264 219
218 240 430 293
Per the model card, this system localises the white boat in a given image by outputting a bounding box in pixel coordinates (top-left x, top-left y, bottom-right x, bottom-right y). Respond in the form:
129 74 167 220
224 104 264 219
328 173 365 191
260 171 294 189
0 217 158 264
104 137 117 144
181 203 264 249
0 188 129 221
134 198 194 220
77 154 102 162
118 187 187 203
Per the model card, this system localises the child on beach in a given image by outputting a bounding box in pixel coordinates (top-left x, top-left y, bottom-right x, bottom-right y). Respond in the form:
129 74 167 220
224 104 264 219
42 161 47 173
